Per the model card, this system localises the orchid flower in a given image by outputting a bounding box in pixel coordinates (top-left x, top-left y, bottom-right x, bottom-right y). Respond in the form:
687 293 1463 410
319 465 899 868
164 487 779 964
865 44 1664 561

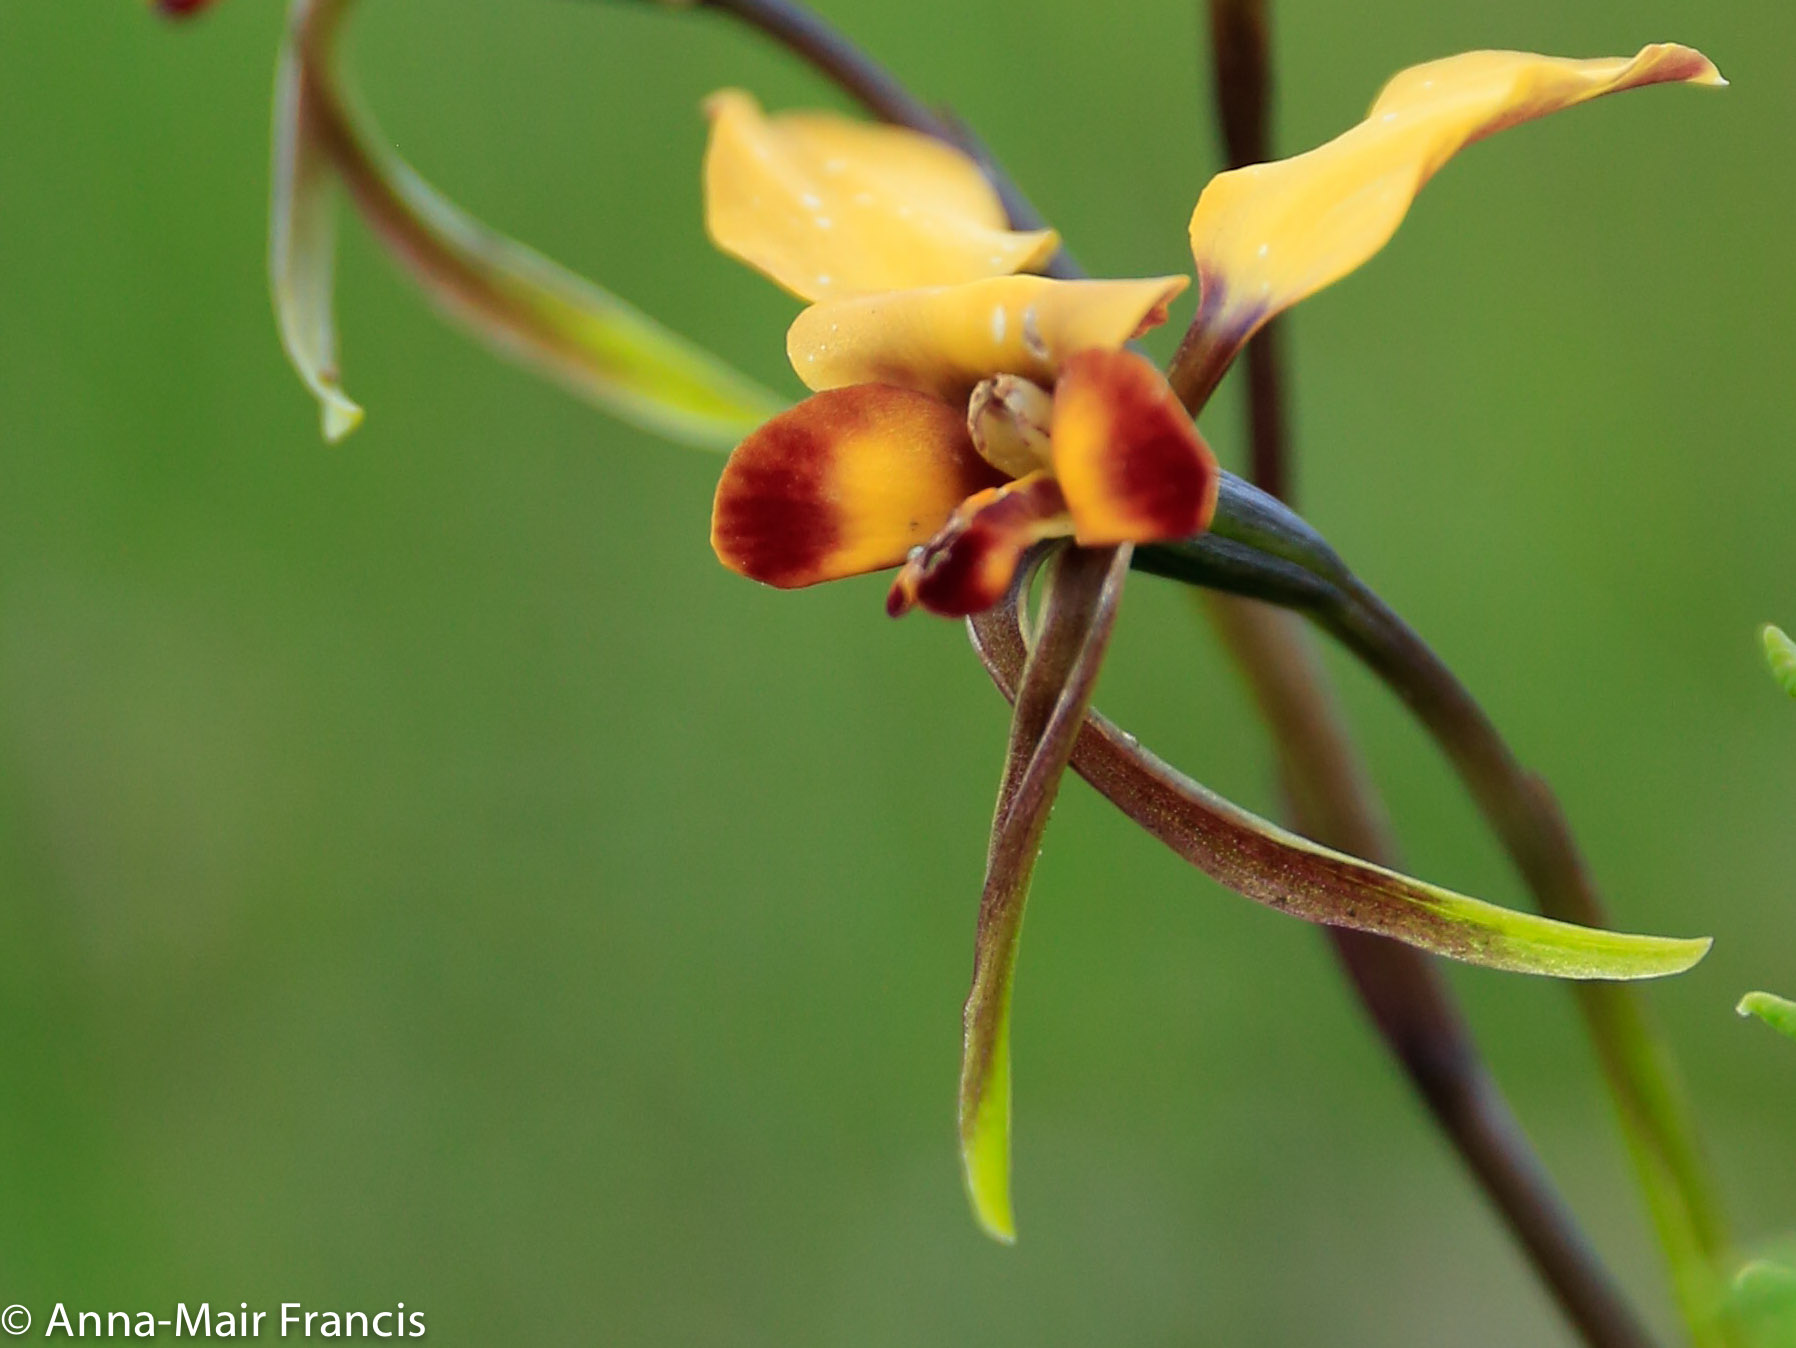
704 90 1217 618
699 46 1722 1240
157 0 1726 1252
706 47 1723 625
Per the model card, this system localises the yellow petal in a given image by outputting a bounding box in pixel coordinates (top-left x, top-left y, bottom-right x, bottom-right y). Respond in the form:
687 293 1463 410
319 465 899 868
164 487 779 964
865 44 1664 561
789 275 1190 402
703 90 1060 301
712 385 1005 589
1188 44 1724 346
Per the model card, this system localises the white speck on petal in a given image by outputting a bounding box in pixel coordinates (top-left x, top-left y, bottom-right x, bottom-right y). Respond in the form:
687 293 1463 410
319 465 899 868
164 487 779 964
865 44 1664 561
1020 306 1047 360
990 306 1007 344
816 273 832 288
800 192 823 209
815 216 835 229
1256 242 1270 259
1382 111 1398 123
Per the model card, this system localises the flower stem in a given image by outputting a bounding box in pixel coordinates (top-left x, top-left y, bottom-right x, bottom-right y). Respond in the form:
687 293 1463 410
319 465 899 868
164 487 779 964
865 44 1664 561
1198 0 1290 501
1198 6 1680 1343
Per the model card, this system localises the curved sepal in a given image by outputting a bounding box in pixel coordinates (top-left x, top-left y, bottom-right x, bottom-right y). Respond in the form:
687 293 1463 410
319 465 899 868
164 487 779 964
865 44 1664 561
969 589 1711 980
273 0 784 448
271 6 363 442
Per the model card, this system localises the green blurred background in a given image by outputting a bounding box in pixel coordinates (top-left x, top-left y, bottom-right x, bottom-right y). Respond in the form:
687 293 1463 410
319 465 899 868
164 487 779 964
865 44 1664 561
3 1 1793 1342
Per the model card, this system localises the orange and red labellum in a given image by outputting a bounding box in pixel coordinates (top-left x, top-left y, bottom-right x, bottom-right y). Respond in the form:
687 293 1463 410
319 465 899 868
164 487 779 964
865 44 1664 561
887 473 1073 619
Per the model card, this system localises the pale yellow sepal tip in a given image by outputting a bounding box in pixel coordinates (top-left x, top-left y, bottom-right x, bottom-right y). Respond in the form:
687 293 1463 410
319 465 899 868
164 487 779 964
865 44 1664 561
320 395 365 444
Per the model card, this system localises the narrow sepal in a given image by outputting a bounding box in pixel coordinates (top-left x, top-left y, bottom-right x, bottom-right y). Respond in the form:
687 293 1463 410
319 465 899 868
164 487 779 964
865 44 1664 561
271 3 363 442
969 592 1711 980
273 0 784 449
960 545 1130 1242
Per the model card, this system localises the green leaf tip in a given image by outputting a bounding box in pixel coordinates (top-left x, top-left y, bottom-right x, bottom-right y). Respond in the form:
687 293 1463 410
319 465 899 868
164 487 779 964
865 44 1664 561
1763 624 1796 699
1737 991 1796 1041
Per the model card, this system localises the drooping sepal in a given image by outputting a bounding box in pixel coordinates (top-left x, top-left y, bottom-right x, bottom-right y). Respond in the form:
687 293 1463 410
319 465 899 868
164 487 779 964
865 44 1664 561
271 0 363 442
271 0 784 448
969 591 1712 980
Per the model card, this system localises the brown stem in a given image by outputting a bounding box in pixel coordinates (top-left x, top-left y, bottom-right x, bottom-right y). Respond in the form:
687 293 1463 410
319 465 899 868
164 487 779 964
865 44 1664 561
1199 4 1669 1344
1205 0 1290 501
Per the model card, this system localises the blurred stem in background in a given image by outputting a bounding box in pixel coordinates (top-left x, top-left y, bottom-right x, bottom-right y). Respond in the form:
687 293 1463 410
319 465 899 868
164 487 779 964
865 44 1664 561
1187 5 1733 1345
